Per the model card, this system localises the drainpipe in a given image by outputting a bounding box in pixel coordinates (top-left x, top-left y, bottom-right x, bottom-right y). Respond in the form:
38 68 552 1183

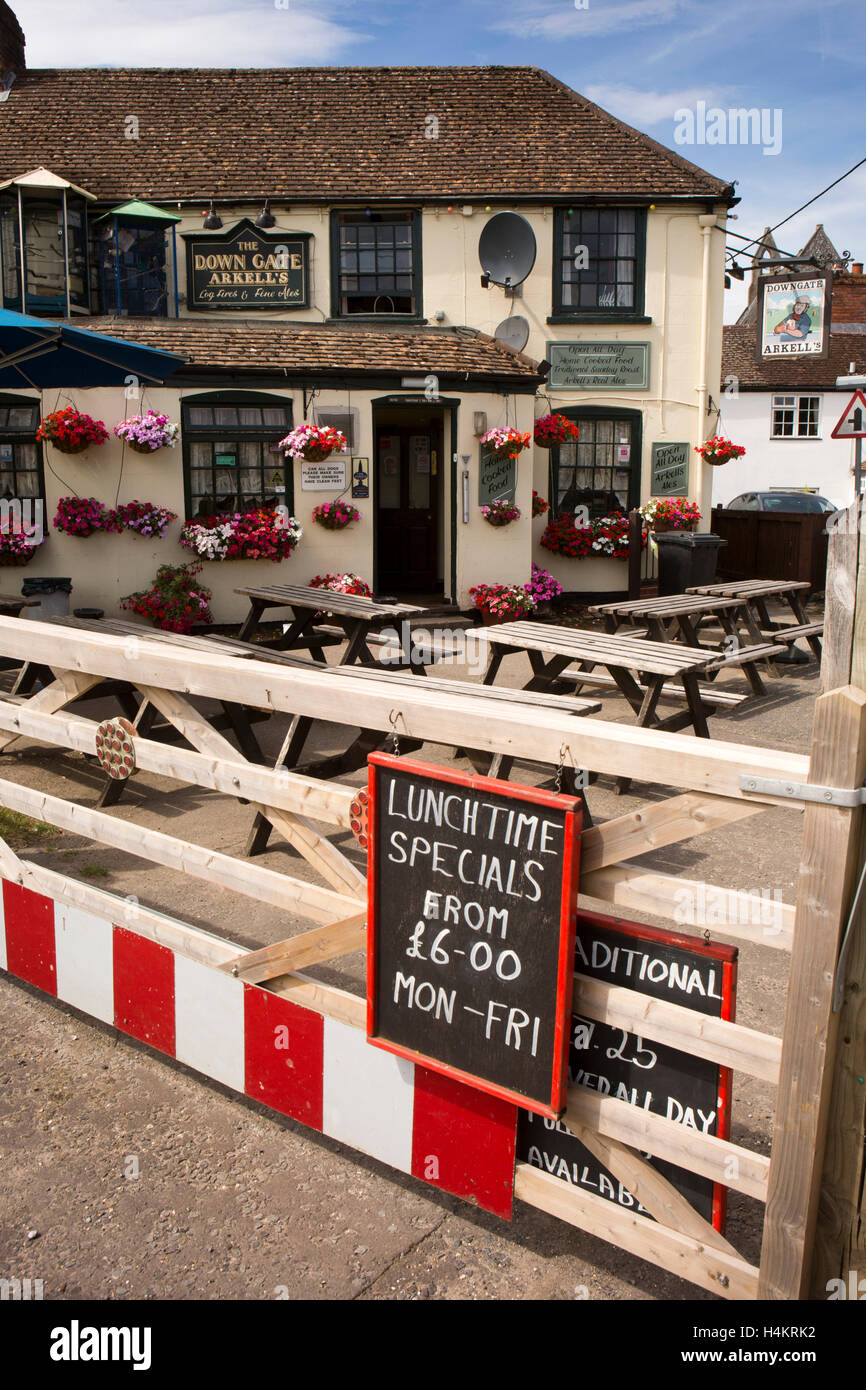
696 213 717 528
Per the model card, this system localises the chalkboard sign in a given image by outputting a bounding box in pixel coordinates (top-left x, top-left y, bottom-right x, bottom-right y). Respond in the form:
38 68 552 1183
519 911 737 1230
366 754 582 1118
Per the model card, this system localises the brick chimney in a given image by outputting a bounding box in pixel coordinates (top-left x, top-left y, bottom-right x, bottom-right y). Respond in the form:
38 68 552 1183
832 269 866 331
0 1 24 77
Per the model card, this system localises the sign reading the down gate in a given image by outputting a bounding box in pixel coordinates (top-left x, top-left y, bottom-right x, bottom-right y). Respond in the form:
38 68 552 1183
183 219 311 310
366 754 582 1118
519 912 738 1230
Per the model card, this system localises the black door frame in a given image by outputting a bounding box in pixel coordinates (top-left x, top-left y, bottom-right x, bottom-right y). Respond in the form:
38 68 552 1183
371 396 459 598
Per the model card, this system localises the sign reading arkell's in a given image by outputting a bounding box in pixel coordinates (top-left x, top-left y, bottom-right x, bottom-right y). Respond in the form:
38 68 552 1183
183 220 311 310
366 754 582 1118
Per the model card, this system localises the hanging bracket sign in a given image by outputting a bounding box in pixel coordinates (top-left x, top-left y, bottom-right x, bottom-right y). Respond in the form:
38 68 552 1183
182 219 311 310
366 754 582 1118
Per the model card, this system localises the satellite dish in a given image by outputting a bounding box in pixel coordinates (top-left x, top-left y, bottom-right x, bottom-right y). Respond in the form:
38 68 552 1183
493 315 530 352
479 213 537 288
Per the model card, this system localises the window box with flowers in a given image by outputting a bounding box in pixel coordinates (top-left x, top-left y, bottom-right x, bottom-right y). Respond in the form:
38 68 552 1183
0 527 48 566
38 408 109 455
180 508 302 561
280 423 348 463
480 499 520 528
312 500 360 531
121 562 213 634
114 411 180 454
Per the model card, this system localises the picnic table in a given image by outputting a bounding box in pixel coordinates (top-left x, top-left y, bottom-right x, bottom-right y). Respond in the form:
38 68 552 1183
234 582 458 671
685 579 823 662
478 620 726 740
590 592 789 697
0 593 39 671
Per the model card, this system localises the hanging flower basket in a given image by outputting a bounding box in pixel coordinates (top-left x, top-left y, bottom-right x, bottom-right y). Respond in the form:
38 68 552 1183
0 550 36 566
115 411 180 453
53 497 123 538
38 408 109 454
695 437 746 467
312 501 360 530
531 490 549 518
480 499 521 527
480 427 532 460
533 414 580 449
279 424 348 463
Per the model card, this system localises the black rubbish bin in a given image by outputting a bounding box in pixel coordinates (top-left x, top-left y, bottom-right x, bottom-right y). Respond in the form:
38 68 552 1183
21 577 72 620
654 532 727 597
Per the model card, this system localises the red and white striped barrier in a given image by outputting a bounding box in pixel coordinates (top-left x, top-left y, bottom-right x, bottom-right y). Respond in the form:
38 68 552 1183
0 878 517 1218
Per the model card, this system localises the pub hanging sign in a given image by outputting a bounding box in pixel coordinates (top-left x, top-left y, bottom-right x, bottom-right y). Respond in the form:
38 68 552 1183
183 219 311 311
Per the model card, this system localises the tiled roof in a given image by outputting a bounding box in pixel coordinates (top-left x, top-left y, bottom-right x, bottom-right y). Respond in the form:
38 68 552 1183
78 318 543 384
0 67 734 203
722 325 866 389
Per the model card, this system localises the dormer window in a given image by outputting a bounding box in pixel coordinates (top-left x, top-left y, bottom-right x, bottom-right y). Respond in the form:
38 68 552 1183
0 167 94 315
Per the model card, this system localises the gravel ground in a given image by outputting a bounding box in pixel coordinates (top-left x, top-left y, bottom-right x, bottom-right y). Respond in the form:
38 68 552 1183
0 612 823 1302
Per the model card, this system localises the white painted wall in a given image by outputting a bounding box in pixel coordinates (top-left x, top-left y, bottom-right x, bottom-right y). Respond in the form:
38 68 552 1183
711 390 858 510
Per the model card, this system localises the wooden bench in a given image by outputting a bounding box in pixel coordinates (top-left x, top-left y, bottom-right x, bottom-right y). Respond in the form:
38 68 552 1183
563 667 749 709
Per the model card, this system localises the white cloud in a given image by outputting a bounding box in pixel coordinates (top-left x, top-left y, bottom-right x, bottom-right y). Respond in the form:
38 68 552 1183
490 0 684 42
583 83 726 128
14 0 369 67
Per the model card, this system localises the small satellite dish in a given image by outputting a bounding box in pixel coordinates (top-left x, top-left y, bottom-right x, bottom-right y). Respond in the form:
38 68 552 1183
494 315 530 352
479 213 537 289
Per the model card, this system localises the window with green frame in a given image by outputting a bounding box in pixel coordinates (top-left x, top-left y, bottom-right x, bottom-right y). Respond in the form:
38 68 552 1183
553 207 646 317
181 393 293 519
0 396 44 503
549 409 640 519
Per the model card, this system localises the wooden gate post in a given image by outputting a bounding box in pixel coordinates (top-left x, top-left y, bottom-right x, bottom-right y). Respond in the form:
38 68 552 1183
759 683 866 1299
807 495 866 1294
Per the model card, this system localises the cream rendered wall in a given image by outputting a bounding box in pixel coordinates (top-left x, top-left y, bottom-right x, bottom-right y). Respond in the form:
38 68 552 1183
19 382 531 620
23 198 725 613
710 389 856 510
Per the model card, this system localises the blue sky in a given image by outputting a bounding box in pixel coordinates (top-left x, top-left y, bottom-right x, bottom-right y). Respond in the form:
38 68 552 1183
14 0 866 321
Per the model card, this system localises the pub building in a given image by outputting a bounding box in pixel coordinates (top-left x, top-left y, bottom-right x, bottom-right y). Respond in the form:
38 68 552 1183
0 1 735 619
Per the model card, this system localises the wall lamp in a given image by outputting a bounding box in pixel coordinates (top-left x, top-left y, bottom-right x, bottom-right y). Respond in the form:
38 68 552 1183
203 202 223 230
255 200 276 229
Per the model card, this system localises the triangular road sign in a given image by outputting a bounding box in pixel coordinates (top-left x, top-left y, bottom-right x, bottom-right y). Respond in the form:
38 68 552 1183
832 389 866 439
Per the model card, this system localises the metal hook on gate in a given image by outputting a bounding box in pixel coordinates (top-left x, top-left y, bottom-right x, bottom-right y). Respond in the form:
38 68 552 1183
388 708 404 757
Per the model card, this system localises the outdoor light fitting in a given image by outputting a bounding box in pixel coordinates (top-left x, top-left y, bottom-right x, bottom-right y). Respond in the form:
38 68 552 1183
203 202 223 230
255 200 276 229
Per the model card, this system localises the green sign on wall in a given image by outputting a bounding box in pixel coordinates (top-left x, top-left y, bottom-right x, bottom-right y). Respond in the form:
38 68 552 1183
651 442 690 496
547 341 651 390
478 450 517 506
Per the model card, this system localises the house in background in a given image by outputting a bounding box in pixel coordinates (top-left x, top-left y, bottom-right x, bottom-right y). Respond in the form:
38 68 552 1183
0 0 735 616
716 228 866 509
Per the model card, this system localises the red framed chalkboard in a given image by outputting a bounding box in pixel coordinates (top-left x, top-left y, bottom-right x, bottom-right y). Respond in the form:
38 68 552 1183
366 753 582 1119
519 910 738 1232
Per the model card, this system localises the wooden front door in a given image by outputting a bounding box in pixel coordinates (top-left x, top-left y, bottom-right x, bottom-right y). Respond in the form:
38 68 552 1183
375 417 441 592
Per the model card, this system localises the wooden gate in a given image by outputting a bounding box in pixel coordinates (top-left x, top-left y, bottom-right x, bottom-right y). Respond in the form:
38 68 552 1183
0 510 862 1299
